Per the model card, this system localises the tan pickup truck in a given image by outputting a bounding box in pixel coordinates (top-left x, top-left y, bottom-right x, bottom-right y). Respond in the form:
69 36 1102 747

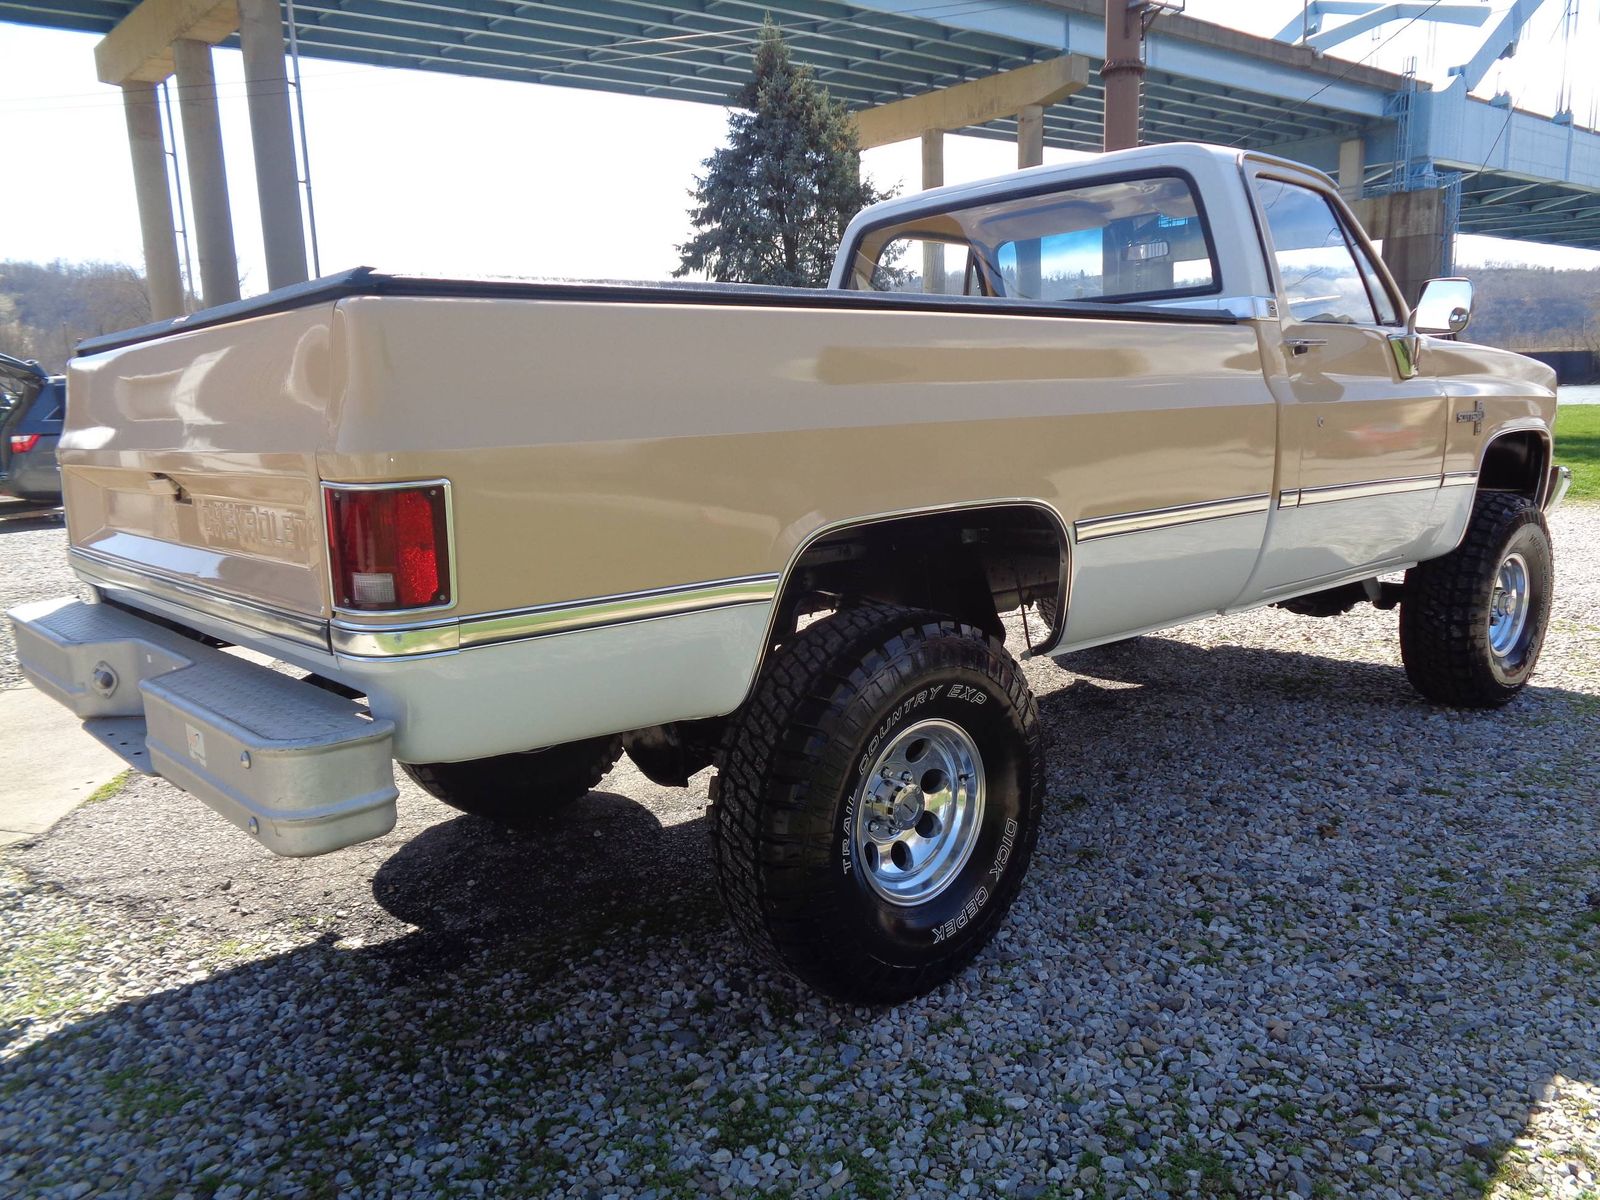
10 143 1570 1002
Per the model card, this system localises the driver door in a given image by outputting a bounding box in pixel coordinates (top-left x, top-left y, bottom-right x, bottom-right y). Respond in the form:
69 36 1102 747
1243 169 1448 597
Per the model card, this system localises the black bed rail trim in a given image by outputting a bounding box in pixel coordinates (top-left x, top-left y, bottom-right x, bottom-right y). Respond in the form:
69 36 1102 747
76 266 1240 356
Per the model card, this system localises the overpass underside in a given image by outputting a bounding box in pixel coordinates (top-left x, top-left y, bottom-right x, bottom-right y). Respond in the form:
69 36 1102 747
6 0 1375 150
4 0 1597 302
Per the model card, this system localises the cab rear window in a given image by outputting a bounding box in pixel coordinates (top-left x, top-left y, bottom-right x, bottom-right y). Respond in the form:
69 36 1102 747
844 172 1220 304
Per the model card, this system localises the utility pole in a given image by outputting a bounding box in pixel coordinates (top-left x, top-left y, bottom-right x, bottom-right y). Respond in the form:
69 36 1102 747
1102 0 1145 151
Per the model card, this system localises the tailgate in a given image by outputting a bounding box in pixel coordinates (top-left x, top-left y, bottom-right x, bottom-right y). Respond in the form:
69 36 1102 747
63 304 340 617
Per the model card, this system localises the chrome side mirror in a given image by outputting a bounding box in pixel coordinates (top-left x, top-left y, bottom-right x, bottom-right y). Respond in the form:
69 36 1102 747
1411 277 1473 337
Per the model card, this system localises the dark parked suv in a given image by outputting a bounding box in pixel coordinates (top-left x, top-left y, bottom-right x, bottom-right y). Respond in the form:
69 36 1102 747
0 353 64 506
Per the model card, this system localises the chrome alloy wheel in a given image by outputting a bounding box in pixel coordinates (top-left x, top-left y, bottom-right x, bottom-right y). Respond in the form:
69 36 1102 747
1488 551 1532 662
852 718 985 906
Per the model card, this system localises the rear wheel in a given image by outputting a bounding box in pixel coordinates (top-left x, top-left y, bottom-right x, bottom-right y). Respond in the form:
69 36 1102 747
712 602 1042 1004
1400 492 1554 707
401 736 622 829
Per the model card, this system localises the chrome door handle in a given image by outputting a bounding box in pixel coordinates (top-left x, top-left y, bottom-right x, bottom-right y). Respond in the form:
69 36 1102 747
1284 337 1328 355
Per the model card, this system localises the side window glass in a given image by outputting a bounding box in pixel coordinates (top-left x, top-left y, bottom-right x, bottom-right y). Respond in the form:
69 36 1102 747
1351 240 1400 325
1253 177 1377 325
863 237 968 295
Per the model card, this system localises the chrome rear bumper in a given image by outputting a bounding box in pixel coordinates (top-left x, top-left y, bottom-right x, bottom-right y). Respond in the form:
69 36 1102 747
8 597 398 857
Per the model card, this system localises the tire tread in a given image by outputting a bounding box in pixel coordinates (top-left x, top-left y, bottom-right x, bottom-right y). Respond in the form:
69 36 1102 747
711 601 1042 1003
1400 492 1551 708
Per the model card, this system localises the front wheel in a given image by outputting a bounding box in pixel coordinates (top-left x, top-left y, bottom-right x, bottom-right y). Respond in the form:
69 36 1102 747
712 602 1043 1004
1400 492 1554 707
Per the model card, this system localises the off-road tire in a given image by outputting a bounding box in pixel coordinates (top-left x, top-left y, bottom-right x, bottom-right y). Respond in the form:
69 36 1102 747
401 736 623 829
1400 492 1553 707
711 602 1043 1004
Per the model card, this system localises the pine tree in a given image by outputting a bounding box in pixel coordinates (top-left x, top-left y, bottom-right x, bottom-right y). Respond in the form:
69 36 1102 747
675 20 890 287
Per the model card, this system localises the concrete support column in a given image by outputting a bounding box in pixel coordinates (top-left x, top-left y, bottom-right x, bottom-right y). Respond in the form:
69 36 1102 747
1338 137 1364 200
1352 188 1447 307
921 129 944 294
172 38 240 307
1017 103 1044 168
238 0 309 288
120 82 185 321
1015 105 1045 298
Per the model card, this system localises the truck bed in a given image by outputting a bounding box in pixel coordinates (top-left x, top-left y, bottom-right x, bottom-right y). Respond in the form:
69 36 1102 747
78 267 1238 356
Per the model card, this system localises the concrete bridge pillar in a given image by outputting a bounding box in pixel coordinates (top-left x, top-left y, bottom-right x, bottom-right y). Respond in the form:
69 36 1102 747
1352 187 1448 308
239 0 309 289
119 82 185 321
97 0 311 314
1338 137 1364 200
172 38 240 307
1015 104 1045 297
921 130 944 293
1017 104 1044 168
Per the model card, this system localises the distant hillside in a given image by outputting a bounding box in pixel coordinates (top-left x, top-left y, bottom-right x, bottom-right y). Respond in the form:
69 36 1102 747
1465 263 1600 352
0 261 153 374
1 256 1596 374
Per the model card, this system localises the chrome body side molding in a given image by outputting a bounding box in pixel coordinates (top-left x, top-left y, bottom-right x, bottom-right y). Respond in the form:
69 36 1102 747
453 575 778 654
1073 493 1271 541
70 545 780 663
1281 472 1472 512
1295 474 1442 507
332 575 780 658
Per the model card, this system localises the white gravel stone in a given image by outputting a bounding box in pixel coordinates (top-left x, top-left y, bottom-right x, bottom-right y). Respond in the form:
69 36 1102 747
2 508 1598 1198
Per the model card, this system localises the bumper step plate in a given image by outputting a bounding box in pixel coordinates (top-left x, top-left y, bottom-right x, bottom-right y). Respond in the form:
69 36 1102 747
9 597 397 856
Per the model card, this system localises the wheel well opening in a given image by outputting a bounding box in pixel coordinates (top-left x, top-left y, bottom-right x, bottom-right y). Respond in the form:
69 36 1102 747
1478 431 1548 500
768 505 1067 652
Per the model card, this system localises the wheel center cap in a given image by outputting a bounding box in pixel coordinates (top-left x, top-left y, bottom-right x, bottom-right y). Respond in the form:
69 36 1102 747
889 791 922 831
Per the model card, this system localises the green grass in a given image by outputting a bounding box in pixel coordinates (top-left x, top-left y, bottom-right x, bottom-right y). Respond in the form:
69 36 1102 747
83 769 133 805
1555 404 1600 502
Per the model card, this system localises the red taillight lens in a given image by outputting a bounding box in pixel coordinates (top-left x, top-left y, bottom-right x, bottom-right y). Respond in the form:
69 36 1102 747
324 483 451 612
9 434 40 453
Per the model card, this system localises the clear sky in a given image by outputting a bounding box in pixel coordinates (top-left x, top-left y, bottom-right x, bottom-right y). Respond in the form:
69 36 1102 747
2 0 1598 293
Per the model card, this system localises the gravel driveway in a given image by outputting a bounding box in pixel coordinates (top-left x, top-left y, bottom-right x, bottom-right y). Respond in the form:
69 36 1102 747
3 506 1598 1200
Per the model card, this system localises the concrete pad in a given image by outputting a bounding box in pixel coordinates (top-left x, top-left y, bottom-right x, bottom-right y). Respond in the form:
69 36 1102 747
0 685 128 842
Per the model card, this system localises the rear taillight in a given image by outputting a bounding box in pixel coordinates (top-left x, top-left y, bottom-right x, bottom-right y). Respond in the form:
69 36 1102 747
9 434 39 453
324 482 452 612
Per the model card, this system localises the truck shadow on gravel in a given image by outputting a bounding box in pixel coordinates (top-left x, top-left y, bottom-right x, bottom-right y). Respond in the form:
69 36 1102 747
3 638 1598 1197
368 787 722 977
